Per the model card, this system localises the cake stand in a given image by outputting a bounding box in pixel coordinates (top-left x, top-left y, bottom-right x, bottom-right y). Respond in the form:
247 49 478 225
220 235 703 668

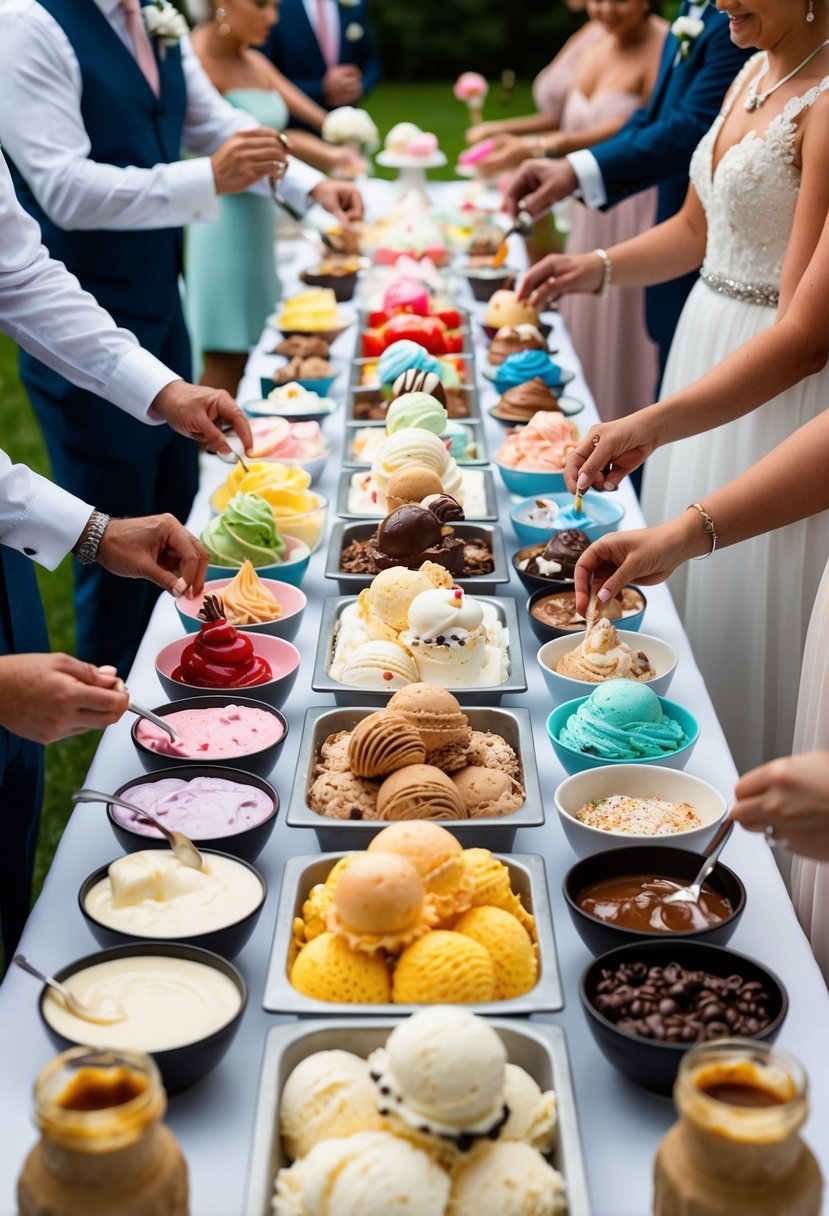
375 149 448 194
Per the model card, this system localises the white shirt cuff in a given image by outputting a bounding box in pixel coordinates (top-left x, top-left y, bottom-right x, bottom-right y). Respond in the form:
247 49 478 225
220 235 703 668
567 150 607 209
106 348 178 423
4 472 92 571
165 157 220 224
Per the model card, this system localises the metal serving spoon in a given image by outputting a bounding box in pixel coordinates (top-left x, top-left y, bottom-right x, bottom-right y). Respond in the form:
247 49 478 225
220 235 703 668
72 788 204 871
125 698 179 742
663 819 734 905
14 954 126 1025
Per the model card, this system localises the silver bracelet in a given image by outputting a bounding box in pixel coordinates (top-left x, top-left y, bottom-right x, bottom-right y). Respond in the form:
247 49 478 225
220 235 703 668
74 510 111 566
594 248 612 299
687 502 718 559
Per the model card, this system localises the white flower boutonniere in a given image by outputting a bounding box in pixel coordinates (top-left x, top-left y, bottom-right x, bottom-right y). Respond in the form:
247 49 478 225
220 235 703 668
671 1 709 60
345 21 364 41
143 1 188 57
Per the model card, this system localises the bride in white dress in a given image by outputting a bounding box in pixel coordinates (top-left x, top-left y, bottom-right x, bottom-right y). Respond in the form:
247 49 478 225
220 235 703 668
517 0 829 774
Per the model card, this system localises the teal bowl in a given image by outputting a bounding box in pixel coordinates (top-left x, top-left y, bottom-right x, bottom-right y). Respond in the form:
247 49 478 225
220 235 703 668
205 536 311 588
510 492 625 546
546 693 700 775
493 460 567 497
259 373 340 398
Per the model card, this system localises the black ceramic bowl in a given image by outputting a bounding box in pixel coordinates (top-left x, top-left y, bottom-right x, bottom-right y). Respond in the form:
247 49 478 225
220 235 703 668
579 939 787 1096
38 942 248 1095
106 764 278 863
512 548 577 596
563 845 746 956
525 584 647 644
78 850 267 960
461 265 516 302
299 267 358 302
130 696 288 779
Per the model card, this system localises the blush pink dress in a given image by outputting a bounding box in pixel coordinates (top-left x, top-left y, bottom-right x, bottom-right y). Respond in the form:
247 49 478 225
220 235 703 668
532 22 603 124
558 85 660 421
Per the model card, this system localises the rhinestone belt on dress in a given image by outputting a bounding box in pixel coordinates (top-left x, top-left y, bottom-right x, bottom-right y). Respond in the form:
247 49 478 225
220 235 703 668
700 270 779 308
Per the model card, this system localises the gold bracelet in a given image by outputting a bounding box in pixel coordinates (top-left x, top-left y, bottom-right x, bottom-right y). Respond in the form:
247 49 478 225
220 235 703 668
686 502 718 558
594 248 612 299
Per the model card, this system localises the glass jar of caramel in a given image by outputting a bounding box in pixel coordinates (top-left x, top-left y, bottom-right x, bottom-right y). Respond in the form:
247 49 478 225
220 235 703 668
653 1038 823 1216
17 1047 189 1216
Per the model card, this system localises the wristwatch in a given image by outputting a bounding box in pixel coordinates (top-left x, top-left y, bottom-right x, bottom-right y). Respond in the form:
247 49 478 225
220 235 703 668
74 510 111 565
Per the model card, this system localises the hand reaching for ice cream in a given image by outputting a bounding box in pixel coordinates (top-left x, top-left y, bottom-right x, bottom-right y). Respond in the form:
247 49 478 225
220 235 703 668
309 179 364 226
502 159 578 221
150 380 252 457
732 752 829 861
95 515 209 599
564 415 661 495
0 654 128 743
517 250 604 312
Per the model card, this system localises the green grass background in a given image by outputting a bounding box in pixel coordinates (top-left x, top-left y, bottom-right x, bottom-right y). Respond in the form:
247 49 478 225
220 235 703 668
0 79 534 913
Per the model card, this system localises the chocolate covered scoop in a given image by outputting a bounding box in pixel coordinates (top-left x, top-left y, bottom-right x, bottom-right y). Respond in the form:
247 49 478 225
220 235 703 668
542 529 590 577
422 493 465 524
378 505 443 558
497 378 560 421
392 368 447 406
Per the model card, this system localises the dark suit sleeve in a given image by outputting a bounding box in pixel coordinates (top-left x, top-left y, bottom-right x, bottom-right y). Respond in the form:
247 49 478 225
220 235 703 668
353 2 380 95
592 28 750 209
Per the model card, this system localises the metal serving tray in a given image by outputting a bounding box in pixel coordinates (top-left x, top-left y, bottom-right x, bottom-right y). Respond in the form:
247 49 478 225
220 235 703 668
245 1018 591 1216
311 593 527 707
343 418 489 467
286 703 544 851
263 851 563 1015
324 520 510 596
335 467 498 522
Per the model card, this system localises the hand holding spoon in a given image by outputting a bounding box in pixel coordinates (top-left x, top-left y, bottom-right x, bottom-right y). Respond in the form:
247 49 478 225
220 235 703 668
72 788 204 871
14 954 126 1025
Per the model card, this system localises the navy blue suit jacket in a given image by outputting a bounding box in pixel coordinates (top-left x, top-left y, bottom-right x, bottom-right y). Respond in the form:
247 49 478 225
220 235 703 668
263 0 379 118
590 6 752 361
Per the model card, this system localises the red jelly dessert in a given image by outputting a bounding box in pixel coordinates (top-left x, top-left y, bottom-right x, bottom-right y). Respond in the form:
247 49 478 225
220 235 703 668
173 595 272 688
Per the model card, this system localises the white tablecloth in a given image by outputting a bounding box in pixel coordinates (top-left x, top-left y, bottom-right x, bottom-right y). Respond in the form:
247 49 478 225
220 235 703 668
0 182 827 1216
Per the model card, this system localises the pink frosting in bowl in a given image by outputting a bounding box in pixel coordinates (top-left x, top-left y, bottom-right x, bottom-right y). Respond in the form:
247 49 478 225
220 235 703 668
130 696 289 778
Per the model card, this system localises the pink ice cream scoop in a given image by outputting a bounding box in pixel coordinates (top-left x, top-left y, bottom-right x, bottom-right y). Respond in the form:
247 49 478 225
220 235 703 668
383 277 431 315
405 132 439 157
454 72 488 102
248 418 325 462
495 411 577 471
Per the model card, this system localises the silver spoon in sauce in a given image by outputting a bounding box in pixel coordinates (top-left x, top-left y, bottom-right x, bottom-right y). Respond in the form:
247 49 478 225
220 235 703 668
663 818 734 905
72 788 204 871
124 697 180 742
14 954 126 1025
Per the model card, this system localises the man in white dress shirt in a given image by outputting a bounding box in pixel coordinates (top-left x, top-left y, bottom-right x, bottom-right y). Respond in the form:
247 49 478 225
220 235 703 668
0 0 362 674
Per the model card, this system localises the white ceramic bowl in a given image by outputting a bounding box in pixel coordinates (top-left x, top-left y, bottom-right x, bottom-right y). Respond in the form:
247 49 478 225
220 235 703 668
554 764 727 857
537 631 678 705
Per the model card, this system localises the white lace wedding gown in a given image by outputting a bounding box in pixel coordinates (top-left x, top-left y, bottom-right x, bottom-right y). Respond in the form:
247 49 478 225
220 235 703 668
642 54 829 776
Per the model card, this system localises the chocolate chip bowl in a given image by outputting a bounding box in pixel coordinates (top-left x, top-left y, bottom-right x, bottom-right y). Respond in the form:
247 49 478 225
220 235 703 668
579 939 787 1095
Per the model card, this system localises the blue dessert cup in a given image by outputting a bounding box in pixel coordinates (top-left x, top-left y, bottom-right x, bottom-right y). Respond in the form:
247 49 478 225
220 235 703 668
546 693 700 775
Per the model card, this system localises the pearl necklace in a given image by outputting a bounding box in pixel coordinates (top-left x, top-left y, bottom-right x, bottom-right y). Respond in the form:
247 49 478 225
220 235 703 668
745 38 829 111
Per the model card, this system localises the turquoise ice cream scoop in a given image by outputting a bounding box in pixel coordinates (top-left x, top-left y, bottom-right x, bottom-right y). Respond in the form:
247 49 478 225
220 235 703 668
559 680 685 760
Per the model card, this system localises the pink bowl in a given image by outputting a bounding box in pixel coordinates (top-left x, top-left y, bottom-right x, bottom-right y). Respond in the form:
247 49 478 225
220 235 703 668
176 579 307 642
155 633 301 709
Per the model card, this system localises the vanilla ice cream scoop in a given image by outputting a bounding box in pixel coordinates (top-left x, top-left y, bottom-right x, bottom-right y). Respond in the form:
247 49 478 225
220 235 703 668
405 585 484 639
279 1050 387 1159
448 1140 567 1216
368 1007 508 1144
500 1064 557 1154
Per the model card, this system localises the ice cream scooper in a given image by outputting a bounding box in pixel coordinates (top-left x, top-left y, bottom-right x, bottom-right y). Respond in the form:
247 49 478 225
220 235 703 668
72 788 204 871
14 954 126 1025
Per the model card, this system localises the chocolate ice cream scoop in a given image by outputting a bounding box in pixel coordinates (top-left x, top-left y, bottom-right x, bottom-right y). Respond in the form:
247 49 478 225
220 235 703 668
422 493 465 524
378 505 443 558
542 529 590 577
392 368 447 406
496 378 561 421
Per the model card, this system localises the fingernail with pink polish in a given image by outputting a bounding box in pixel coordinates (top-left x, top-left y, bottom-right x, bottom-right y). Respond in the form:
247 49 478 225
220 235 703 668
598 587 612 603
577 473 589 490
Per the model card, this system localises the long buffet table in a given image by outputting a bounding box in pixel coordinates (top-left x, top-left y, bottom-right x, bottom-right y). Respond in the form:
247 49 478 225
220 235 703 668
1 180 828 1216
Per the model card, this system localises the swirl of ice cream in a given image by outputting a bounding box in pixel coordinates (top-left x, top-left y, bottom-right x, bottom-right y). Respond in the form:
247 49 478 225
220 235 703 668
385 392 448 437
556 616 655 683
371 429 463 506
221 560 284 625
201 493 287 568
248 418 326 462
493 350 566 393
496 379 562 422
488 324 547 366
541 529 590 577
378 340 440 387
558 680 686 760
496 411 576 471
261 383 332 415
173 603 272 689
212 462 317 518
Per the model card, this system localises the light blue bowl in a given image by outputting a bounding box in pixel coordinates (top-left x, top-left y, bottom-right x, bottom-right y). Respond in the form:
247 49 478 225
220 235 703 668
546 693 699 775
494 460 567 497
205 536 311 588
510 492 625 546
260 373 339 398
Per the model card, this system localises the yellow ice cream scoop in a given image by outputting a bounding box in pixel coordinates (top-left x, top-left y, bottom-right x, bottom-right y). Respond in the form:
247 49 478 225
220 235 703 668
454 905 537 999
368 821 473 922
290 931 392 1003
326 853 437 954
212 461 316 516
392 930 495 1004
461 848 537 940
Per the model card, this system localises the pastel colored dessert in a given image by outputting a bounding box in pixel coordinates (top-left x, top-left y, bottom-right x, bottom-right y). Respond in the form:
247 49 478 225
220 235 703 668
278 1051 389 1159
277 287 340 332
212 463 318 518
114 775 274 839
255 383 334 415
377 340 441 390
554 599 655 683
492 350 567 394
382 278 430 315
201 493 287 569
517 497 592 532
558 679 687 760
248 418 326 463
487 324 547 366
385 391 447 436
483 290 540 330
450 1141 567 1216
515 529 591 581
172 595 272 688
135 704 285 759
220 560 284 626
348 429 487 517
384 121 424 154
496 411 577 471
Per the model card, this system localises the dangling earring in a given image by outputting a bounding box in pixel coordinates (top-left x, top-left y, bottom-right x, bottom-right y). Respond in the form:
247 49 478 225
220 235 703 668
216 5 230 34
807 0 815 22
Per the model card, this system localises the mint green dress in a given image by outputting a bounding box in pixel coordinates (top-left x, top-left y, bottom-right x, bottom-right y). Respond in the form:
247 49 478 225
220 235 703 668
186 89 289 360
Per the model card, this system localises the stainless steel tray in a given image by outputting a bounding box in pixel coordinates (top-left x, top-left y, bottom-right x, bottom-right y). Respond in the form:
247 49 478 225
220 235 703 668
263 851 563 1015
344 419 489 467
245 1018 591 1216
311 593 527 706
336 467 499 522
347 357 481 424
325 520 510 595
286 703 544 851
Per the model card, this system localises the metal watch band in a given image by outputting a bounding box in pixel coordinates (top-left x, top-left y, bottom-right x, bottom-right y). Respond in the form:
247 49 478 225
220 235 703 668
74 510 111 566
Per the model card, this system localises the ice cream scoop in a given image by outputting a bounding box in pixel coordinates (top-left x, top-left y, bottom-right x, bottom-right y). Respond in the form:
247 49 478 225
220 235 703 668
385 465 444 513
377 340 440 388
391 368 447 406
376 763 466 820
339 641 420 689
347 710 427 777
483 290 539 330
326 852 437 952
212 462 317 518
496 380 562 423
449 1140 567 1216
201 493 287 568
385 392 448 436
386 683 471 752
172 595 272 688
488 324 547 366
493 350 565 393
559 679 686 759
279 1050 388 1159
221 560 284 625
496 411 576 471
555 597 654 683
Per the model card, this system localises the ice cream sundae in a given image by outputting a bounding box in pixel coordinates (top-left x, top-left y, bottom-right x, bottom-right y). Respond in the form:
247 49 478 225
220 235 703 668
172 595 272 688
